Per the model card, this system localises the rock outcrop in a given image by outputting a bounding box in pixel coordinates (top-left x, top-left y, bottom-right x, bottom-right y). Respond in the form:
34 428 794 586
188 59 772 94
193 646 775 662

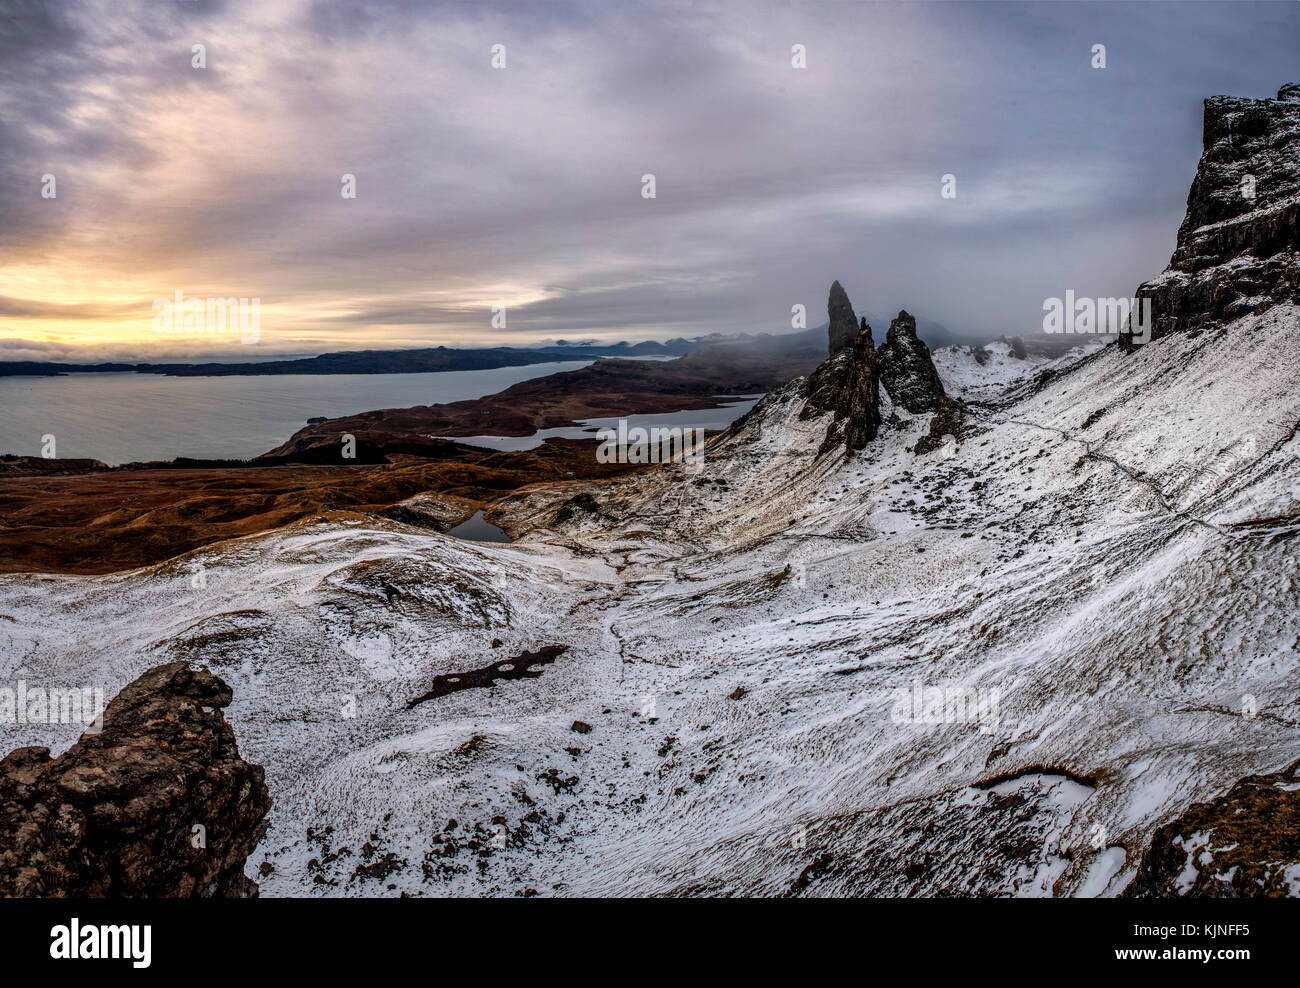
876 310 948 413
827 280 858 353
0 455 110 477
1121 83 1300 350
912 395 967 456
806 289 962 454
0 662 271 897
805 287 881 453
1123 761 1300 897
841 319 882 450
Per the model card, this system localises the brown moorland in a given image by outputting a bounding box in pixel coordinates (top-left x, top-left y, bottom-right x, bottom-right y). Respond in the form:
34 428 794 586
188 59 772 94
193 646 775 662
0 343 820 575
0 439 645 575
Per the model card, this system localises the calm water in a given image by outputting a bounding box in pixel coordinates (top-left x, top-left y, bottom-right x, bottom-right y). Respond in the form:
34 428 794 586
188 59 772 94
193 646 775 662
0 362 594 465
446 509 512 543
442 397 764 451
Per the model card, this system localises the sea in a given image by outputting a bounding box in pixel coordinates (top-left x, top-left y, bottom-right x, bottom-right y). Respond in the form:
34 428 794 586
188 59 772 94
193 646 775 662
0 362 759 466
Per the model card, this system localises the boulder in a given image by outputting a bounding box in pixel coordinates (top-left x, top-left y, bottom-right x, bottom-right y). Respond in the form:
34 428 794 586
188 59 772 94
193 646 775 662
0 662 271 897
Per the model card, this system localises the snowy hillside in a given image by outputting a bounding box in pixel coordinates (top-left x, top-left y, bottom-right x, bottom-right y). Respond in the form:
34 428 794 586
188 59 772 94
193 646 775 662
2 299 1296 897
4 81 1298 899
932 339 1099 403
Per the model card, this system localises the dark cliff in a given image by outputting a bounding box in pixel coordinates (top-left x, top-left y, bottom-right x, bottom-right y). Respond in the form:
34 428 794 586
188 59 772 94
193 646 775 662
1122 84 1300 349
876 310 948 414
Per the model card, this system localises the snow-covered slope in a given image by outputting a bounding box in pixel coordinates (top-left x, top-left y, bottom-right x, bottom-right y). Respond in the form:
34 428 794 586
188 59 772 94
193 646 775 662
932 339 1099 403
2 301 1297 897
5 84 1299 899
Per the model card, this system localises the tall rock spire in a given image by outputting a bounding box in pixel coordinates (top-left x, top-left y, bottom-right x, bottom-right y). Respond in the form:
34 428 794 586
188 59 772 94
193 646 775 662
805 306 881 454
841 317 881 450
827 280 857 354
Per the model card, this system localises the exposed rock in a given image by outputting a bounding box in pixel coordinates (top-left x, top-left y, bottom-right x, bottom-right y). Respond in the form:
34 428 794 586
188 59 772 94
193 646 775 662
0 662 271 897
407 645 571 708
1122 761 1300 897
913 395 968 456
806 310 881 454
841 319 882 451
806 294 958 454
827 280 858 354
0 455 109 477
876 310 948 413
554 492 604 525
1121 84 1300 350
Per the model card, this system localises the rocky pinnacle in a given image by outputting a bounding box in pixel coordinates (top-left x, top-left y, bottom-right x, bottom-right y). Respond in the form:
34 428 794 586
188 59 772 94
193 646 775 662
805 286 882 454
876 310 948 414
827 280 858 354
842 317 882 450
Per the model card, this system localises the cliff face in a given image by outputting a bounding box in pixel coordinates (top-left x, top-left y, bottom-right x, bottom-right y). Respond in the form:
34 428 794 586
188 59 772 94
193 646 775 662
840 319 883 451
0 662 271 897
827 280 858 354
1122 84 1300 349
806 286 882 452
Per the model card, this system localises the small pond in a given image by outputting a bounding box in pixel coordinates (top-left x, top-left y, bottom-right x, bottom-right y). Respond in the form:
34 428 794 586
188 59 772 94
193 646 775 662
446 509 512 543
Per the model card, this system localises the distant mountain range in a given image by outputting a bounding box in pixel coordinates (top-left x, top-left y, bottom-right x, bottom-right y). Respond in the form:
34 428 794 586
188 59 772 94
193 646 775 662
0 332 809 377
0 322 987 378
0 341 683 378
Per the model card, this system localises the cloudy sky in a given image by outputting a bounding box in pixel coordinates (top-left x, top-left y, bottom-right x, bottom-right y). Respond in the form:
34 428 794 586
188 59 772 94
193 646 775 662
1 0 1297 361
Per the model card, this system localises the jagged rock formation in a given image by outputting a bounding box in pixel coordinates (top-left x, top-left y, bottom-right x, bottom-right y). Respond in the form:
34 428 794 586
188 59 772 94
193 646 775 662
1123 761 1300 897
808 290 960 454
876 310 948 413
841 319 882 450
1121 83 1300 350
0 662 271 897
805 295 881 453
912 395 967 456
827 280 858 353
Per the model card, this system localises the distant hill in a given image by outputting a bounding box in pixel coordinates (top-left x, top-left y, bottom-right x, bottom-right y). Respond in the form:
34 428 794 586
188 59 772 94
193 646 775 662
0 331 817 377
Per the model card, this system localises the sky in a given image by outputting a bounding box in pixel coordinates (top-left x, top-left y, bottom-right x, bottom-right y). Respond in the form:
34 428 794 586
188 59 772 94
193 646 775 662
1 0 1297 361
